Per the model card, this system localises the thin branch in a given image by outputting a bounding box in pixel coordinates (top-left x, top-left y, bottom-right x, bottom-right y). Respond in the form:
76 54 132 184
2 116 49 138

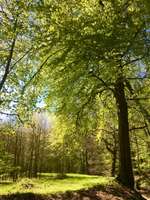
127 76 150 80
21 55 51 94
102 138 114 154
21 47 66 94
129 126 147 131
0 111 23 123
0 4 10 21
128 97 150 100
120 24 144 60
75 88 105 128
122 56 145 67
89 71 114 93
134 100 150 124
9 47 33 72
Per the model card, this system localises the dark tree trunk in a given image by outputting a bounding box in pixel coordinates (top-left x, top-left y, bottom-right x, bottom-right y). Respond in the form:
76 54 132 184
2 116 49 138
85 149 89 174
111 149 117 177
111 132 118 177
114 77 134 189
33 134 40 178
28 134 34 178
12 132 19 181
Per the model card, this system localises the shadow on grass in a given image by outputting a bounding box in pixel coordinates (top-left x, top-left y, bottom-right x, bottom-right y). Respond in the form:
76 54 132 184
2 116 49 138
0 193 40 200
0 181 12 185
0 185 146 200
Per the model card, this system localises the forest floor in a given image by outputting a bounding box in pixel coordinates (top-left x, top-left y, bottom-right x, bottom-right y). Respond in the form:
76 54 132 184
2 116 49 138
0 173 149 200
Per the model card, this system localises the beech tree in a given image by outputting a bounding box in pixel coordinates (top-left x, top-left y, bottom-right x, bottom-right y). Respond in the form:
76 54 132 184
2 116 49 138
37 0 150 189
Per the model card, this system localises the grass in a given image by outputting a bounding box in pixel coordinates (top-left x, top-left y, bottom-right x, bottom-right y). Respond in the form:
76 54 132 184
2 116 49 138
0 173 113 195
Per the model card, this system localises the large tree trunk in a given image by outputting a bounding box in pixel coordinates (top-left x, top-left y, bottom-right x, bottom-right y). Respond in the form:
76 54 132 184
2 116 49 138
114 77 134 189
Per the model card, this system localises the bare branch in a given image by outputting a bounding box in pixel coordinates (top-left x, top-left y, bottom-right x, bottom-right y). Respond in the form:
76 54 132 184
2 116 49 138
0 111 23 123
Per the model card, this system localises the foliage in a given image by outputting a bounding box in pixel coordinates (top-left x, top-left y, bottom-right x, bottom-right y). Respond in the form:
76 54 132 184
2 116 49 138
34 0 150 188
0 0 150 191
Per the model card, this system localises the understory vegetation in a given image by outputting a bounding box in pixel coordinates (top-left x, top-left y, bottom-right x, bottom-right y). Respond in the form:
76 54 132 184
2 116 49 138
0 174 111 195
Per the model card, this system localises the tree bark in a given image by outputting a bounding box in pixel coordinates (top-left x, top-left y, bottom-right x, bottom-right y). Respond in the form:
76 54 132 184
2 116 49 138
114 76 134 189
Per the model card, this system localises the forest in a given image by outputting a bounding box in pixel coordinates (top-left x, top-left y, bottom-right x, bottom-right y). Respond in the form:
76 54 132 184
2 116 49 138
0 0 150 199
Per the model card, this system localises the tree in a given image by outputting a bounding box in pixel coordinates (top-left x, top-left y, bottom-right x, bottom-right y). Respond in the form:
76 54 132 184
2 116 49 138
37 0 150 189
0 0 48 120
22 112 51 178
0 121 15 179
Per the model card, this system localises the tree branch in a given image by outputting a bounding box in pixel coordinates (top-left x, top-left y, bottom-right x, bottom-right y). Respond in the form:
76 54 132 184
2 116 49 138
129 126 147 131
0 16 18 92
9 47 33 72
0 111 23 123
75 87 105 128
128 97 150 100
21 47 66 94
122 56 145 67
89 71 114 93
21 56 51 94
0 37 17 91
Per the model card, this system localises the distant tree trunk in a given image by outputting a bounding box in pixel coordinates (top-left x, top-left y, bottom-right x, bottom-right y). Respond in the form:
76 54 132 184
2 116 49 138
111 148 117 177
28 133 34 178
12 133 18 181
59 140 66 176
12 131 21 181
80 152 85 173
80 150 89 174
111 132 118 177
102 132 118 177
114 76 134 189
85 149 89 174
33 133 40 178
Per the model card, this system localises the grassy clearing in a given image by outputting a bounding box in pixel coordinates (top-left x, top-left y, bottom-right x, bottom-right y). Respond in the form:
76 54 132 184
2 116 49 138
0 173 113 195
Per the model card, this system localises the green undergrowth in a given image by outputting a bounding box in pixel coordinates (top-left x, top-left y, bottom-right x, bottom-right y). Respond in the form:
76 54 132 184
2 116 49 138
0 173 113 195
